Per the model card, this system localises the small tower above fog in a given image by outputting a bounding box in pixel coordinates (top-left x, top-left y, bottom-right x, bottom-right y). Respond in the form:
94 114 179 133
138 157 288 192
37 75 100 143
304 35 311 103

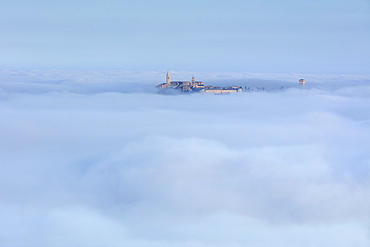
192 76 195 85
299 79 306 85
166 71 171 85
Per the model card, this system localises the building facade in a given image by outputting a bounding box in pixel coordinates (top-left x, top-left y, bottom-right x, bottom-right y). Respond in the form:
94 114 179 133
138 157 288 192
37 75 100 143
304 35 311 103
157 71 242 94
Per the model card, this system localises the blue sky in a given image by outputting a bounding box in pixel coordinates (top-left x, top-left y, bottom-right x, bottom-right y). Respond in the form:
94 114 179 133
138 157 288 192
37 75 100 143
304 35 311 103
1 0 369 73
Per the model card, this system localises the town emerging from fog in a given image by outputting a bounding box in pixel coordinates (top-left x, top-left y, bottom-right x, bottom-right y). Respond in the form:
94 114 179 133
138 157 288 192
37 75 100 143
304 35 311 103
157 71 243 93
157 71 306 93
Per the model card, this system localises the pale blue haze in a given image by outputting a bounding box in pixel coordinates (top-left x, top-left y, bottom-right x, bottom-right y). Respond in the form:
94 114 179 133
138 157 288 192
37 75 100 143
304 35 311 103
1 0 369 72
1 2 370 246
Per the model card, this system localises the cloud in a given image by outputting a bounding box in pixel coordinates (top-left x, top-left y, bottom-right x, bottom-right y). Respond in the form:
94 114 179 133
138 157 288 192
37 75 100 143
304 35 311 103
0 71 370 246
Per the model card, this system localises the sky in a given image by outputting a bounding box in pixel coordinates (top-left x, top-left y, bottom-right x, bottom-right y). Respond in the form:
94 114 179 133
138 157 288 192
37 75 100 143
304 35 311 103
1 70 370 247
1 0 370 73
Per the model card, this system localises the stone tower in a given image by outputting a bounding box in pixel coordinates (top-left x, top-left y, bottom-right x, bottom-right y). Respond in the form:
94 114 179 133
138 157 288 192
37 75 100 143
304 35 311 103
192 76 195 85
166 71 171 85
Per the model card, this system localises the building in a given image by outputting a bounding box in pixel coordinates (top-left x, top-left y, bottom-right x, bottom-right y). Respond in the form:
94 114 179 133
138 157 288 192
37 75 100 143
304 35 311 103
203 86 242 94
299 79 306 85
157 71 242 94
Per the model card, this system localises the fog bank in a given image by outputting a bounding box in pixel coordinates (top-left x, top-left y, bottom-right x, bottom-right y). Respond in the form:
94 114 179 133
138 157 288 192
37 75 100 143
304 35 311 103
1 71 370 246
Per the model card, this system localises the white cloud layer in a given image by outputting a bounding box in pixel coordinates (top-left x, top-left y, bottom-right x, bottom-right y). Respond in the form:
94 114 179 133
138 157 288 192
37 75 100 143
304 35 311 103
1 70 370 247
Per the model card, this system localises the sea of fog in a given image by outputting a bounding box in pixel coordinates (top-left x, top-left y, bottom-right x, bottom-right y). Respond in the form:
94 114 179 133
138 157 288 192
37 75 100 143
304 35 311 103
1 70 370 247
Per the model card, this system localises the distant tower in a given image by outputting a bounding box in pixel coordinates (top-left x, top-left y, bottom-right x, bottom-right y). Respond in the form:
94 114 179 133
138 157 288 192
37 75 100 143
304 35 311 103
166 71 171 85
299 79 306 85
191 75 195 85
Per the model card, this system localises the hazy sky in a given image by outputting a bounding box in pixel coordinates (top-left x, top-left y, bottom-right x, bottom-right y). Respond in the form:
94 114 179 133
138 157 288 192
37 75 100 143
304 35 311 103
1 0 369 73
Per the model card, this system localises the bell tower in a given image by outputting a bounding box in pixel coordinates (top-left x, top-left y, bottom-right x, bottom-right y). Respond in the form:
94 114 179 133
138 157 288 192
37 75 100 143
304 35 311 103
166 71 171 85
